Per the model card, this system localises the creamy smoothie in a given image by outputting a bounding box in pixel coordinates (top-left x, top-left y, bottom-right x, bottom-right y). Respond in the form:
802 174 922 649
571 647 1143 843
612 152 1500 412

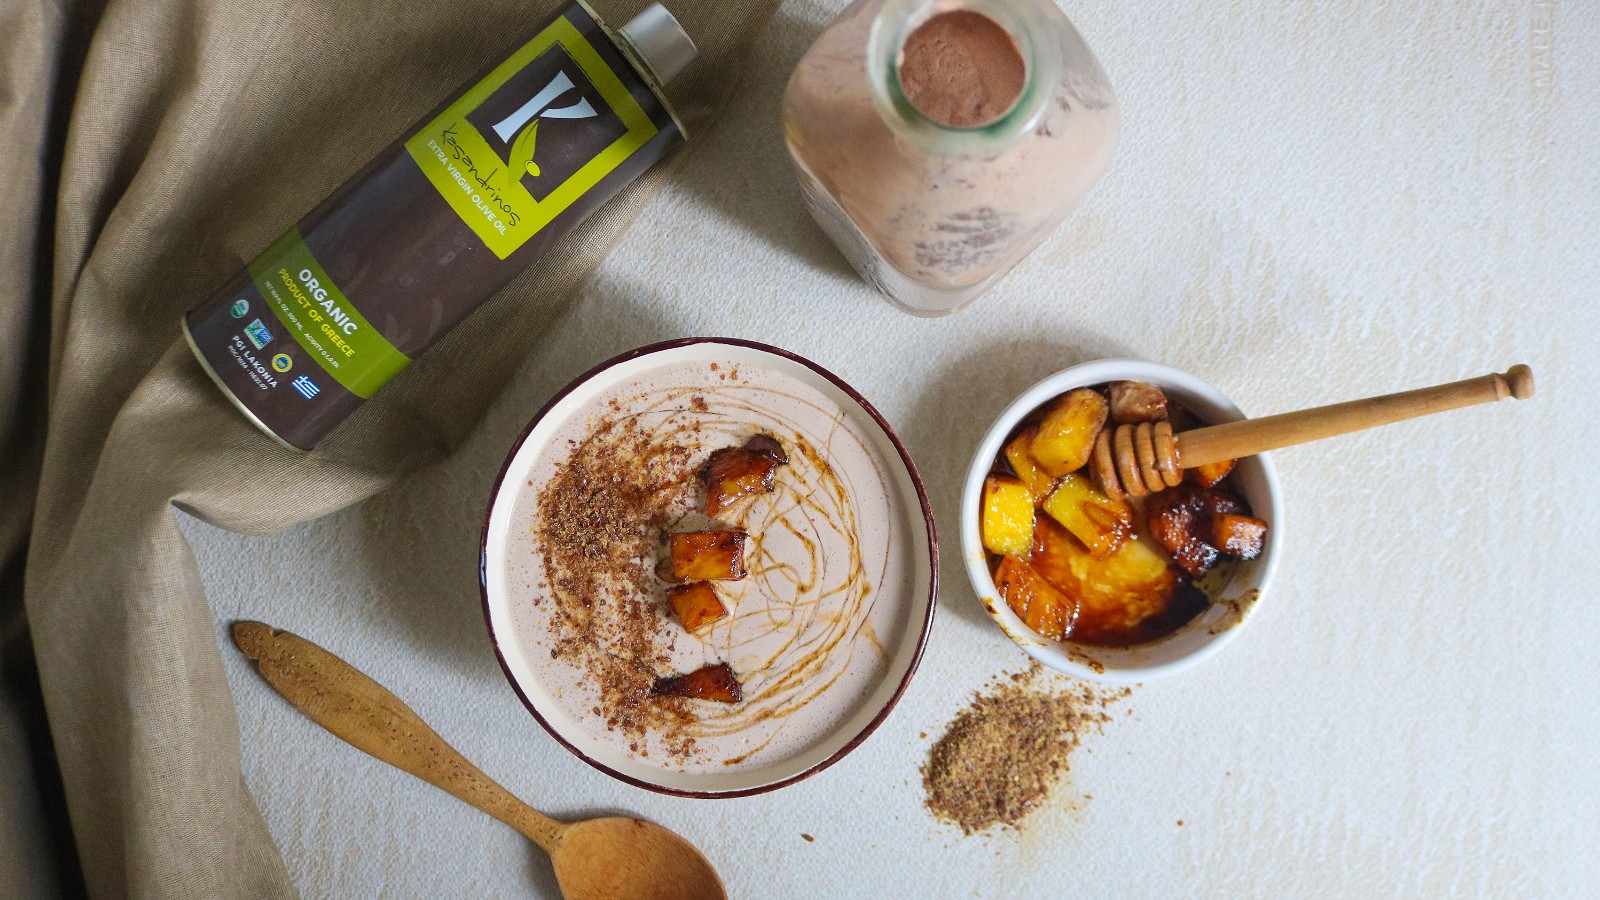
503 360 913 773
782 0 1118 315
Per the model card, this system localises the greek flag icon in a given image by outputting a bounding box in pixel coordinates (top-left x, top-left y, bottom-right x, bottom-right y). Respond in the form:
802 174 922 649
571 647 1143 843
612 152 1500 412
291 374 320 399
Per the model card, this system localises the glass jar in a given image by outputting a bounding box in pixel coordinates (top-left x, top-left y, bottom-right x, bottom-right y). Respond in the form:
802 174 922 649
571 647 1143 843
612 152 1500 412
782 0 1118 316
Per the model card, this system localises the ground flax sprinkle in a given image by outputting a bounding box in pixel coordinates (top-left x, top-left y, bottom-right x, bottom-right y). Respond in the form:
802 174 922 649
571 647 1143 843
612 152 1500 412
536 410 700 752
922 664 1127 835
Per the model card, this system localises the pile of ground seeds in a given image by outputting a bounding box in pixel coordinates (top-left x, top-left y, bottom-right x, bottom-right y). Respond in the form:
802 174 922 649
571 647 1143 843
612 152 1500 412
921 664 1128 835
535 411 700 753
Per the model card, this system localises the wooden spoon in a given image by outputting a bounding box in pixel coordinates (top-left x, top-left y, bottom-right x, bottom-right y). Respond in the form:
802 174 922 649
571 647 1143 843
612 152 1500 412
231 621 726 900
1093 364 1535 498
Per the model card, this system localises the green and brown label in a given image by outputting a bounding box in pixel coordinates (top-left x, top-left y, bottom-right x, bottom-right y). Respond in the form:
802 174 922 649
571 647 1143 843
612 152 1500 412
248 230 410 398
404 14 659 259
184 2 682 450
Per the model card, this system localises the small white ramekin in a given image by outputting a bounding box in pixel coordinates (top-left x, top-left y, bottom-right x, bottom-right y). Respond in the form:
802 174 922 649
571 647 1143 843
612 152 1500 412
961 359 1282 684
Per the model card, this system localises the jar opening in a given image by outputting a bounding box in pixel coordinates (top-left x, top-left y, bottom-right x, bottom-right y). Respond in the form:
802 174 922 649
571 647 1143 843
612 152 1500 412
896 10 1025 129
870 0 1059 154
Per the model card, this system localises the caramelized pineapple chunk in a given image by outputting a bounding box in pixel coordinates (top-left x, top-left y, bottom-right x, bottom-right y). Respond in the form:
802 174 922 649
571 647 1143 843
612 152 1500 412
701 434 789 517
1144 485 1245 577
1030 388 1109 476
1145 487 1214 577
655 557 681 584
742 434 787 462
1109 381 1168 423
994 556 1076 641
1211 513 1268 560
650 662 742 704
1029 517 1184 645
667 582 728 632
1186 458 1236 488
1042 472 1132 559
994 557 1031 622
981 474 1036 558
1003 429 1057 502
669 531 748 581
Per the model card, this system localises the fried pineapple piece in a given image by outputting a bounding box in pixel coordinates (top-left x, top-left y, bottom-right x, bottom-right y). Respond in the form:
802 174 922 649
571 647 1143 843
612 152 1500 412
1003 429 1057 502
1210 513 1268 560
1145 485 1247 577
1109 381 1168 424
654 556 682 584
1186 458 1236 488
994 556 1076 641
1042 472 1132 559
1029 517 1179 644
650 662 743 704
667 582 728 632
1145 486 1218 577
669 531 748 581
701 434 789 517
1030 388 1109 477
981 475 1036 558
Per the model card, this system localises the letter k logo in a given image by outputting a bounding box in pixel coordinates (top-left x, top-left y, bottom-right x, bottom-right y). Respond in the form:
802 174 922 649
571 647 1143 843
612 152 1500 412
491 70 598 177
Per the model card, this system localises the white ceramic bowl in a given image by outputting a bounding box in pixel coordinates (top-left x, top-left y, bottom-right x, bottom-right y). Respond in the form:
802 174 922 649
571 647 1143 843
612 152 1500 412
481 338 937 796
961 359 1281 684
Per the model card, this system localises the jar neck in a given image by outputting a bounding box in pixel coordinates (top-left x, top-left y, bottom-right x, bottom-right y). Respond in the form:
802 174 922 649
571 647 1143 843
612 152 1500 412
867 0 1060 157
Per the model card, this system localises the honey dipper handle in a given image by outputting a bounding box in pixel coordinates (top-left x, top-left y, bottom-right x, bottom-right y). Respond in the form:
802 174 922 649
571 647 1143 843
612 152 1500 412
230 622 567 853
1174 365 1535 468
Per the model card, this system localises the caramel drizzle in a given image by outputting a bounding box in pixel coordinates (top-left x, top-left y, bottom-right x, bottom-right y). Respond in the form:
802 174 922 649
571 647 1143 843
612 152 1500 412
641 382 895 753
534 371 899 767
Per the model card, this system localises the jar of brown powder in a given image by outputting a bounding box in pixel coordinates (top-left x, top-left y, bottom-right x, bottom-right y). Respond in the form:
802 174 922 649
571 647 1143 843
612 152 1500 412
782 0 1118 316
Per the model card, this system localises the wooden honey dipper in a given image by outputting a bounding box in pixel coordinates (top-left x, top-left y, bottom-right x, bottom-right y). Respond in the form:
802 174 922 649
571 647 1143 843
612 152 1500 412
1092 364 1536 500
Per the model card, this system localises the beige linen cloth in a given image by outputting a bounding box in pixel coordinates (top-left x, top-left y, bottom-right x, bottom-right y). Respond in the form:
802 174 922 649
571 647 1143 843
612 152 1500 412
0 0 777 895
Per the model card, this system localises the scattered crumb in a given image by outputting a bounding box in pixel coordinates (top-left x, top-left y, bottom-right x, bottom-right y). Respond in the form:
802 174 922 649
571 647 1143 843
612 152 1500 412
801 833 814 842
1177 820 1185 827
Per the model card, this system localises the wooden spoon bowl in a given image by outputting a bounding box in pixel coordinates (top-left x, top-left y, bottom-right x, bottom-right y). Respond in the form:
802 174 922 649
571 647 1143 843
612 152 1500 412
553 817 723 900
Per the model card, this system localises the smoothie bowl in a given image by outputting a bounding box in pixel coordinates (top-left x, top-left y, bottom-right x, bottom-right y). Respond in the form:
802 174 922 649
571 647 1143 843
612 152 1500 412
482 338 937 796
962 360 1281 684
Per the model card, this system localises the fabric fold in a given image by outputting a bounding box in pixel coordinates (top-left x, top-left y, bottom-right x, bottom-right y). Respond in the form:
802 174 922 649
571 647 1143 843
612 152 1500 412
6 0 779 894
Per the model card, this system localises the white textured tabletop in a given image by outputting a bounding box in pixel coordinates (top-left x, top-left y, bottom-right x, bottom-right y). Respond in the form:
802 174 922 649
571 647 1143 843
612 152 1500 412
182 1 1599 896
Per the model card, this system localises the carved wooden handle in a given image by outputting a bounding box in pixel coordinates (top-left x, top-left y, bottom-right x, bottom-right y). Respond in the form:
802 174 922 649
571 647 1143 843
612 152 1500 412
1092 366 1536 498
231 622 565 852
1174 364 1536 468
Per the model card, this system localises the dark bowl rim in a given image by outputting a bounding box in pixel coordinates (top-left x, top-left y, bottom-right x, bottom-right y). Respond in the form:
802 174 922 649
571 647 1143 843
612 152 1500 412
478 336 940 798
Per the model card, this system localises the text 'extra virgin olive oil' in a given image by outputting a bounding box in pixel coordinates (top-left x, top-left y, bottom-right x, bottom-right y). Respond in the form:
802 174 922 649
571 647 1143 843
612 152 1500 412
184 2 696 449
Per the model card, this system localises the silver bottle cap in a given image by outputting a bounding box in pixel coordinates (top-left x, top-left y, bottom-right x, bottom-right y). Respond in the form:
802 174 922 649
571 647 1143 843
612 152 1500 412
619 4 697 85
